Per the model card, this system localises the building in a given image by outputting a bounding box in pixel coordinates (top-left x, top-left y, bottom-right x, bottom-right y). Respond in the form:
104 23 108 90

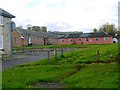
40 32 58 45
58 31 113 45
12 27 58 47
0 8 15 57
12 28 46 47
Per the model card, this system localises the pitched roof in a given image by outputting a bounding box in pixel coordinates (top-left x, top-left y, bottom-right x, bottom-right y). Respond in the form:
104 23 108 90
81 32 110 38
51 31 82 35
40 32 58 38
64 33 82 38
0 8 15 18
59 31 111 39
16 28 46 38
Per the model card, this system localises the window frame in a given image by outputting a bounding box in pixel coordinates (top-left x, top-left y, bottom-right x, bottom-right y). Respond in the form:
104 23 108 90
15 37 18 44
61 39 64 42
86 38 89 41
69 38 73 42
95 37 99 41
104 37 108 41
78 38 81 42
0 16 3 25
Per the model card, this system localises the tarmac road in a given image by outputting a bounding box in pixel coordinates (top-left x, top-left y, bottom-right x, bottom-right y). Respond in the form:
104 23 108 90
2 48 78 70
2 51 55 70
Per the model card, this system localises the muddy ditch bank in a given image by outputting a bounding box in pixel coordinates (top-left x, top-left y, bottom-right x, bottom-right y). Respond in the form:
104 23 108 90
29 65 81 88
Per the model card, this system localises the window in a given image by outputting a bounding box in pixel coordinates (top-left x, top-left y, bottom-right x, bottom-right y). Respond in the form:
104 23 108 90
78 38 81 42
28 37 31 44
0 16 3 25
104 37 108 41
61 39 64 42
69 38 72 42
86 38 89 41
95 37 99 41
0 35 3 49
15 37 18 44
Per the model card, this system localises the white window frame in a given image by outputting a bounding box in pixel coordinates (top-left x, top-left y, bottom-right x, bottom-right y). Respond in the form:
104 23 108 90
28 37 31 44
0 35 3 49
61 39 64 42
78 38 81 42
104 37 108 41
0 16 3 25
69 38 73 42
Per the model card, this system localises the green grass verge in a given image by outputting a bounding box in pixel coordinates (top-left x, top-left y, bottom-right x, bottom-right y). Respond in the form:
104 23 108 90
2 65 76 88
2 44 119 88
20 44 118 66
13 44 87 51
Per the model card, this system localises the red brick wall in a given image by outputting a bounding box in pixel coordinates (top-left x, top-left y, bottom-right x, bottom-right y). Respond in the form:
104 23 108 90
12 30 23 47
58 37 113 45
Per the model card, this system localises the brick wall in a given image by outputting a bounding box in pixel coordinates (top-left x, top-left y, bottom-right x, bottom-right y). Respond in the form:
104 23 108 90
58 37 113 45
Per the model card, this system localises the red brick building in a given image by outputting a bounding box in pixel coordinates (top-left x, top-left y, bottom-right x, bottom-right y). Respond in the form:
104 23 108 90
58 31 113 45
12 28 58 47
12 28 46 47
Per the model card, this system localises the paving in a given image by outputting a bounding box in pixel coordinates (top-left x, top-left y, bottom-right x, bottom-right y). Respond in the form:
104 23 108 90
2 48 79 70
2 51 55 70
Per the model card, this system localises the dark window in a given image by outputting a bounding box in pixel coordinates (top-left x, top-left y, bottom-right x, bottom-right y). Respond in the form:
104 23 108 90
86 38 89 41
78 38 81 42
61 39 64 42
69 38 73 42
95 37 99 41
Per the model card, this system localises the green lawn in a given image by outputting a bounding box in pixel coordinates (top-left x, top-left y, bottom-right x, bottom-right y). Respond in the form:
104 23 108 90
2 44 119 88
13 44 87 51
2 65 76 88
62 63 118 88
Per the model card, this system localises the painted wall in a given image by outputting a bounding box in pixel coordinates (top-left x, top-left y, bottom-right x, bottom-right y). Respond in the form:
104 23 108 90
58 37 113 45
2 17 12 56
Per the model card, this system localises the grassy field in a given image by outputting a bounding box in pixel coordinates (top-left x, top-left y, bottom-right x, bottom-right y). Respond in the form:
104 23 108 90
13 44 87 51
2 44 119 88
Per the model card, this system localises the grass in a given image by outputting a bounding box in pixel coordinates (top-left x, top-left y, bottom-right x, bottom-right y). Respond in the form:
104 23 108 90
2 65 76 88
13 44 87 51
2 44 119 88
62 63 118 88
20 44 118 66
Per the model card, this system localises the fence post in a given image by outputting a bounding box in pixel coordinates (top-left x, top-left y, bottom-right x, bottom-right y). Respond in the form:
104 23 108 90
96 50 100 62
61 48 64 56
48 50 50 64
54 48 57 59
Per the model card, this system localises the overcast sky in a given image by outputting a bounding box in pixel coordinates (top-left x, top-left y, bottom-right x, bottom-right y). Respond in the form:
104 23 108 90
0 0 119 32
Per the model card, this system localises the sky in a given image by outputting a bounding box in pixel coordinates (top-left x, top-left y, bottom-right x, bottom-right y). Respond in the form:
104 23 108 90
0 0 119 32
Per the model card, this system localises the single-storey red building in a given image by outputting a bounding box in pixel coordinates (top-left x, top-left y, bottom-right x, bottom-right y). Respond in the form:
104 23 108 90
12 28 58 47
12 28 46 47
58 31 113 45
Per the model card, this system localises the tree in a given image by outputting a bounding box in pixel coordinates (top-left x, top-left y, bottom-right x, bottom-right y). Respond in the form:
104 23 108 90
41 26 47 32
98 23 117 33
93 28 98 33
32 26 41 32
26 25 47 32
27 24 32 30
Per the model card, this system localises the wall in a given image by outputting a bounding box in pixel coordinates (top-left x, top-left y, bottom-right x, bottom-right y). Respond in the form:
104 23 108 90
58 37 113 45
12 30 23 47
2 17 12 56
